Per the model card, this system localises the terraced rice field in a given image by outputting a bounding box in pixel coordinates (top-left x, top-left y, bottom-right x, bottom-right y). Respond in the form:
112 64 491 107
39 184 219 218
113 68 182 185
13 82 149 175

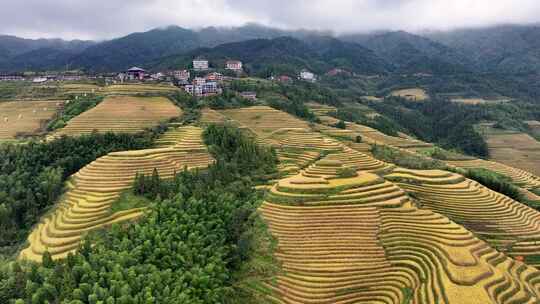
259 157 540 303
260 159 413 302
61 83 103 95
19 127 214 262
347 122 433 149
451 98 510 105
52 96 182 136
380 207 540 303
305 102 336 116
0 100 63 139
445 159 540 189
389 88 429 101
103 84 180 95
219 106 310 137
199 108 229 125
385 168 540 266
476 123 540 176
527 121 540 138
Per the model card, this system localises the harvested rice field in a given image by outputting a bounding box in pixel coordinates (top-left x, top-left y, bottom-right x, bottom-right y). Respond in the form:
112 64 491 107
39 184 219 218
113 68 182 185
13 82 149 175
389 88 429 101
51 96 182 137
347 122 433 149
104 83 180 95
0 100 64 139
385 168 540 265
476 123 540 176
19 126 214 262
199 108 229 125
259 157 540 303
446 158 540 189
219 106 310 137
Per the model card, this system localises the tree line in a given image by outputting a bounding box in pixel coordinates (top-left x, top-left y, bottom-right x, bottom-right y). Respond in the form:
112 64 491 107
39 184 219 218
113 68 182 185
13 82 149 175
0 124 280 303
0 130 162 257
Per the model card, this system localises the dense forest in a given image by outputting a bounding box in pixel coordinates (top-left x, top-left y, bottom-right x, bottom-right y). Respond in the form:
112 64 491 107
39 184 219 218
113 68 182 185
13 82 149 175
0 131 161 257
0 124 280 304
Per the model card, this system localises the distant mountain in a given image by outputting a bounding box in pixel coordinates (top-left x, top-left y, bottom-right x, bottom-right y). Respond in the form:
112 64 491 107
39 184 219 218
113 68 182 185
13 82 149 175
0 24 337 73
342 31 471 74
425 24 540 74
0 35 94 71
72 24 328 72
71 26 201 72
4 23 540 75
155 36 390 76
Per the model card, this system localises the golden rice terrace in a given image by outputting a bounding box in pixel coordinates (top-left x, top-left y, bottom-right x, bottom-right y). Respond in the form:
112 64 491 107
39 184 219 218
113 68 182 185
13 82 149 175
14 101 540 303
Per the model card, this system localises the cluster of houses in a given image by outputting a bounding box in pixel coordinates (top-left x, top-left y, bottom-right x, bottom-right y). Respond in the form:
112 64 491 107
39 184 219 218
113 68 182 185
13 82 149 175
0 56 328 97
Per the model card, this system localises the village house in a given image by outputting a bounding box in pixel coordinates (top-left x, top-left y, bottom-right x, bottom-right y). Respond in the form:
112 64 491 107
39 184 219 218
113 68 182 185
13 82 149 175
172 69 190 81
299 70 317 82
193 59 209 71
193 77 206 86
275 75 292 83
206 72 223 82
202 82 221 95
32 77 48 83
239 91 257 101
226 60 243 71
126 67 146 80
0 74 25 81
150 72 166 80
184 84 203 96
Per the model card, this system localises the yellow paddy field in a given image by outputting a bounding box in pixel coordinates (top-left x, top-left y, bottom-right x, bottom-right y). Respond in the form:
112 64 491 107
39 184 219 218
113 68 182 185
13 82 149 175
474 123 540 176
389 88 429 101
259 156 540 303
219 106 310 137
103 83 180 96
52 96 182 137
0 100 63 139
20 126 214 262
15 102 540 302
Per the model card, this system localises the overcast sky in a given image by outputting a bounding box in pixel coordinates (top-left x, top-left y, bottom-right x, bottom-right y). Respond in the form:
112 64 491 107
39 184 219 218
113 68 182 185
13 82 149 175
1 0 540 40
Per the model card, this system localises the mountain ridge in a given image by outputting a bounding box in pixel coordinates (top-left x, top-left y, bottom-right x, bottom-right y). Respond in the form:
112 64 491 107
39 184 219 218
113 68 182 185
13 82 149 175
2 23 540 75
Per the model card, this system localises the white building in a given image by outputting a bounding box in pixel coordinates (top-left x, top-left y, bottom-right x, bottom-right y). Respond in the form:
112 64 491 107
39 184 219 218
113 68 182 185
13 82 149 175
193 77 206 86
299 70 316 82
172 70 190 81
184 82 222 96
193 59 209 71
202 82 220 94
226 60 243 71
206 72 223 82
184 85 203 96
151 72 166 80
32 77 48 83
0 75 24 81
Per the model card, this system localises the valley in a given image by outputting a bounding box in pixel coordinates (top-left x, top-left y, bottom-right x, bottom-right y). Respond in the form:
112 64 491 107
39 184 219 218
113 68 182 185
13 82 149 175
3 20 540 304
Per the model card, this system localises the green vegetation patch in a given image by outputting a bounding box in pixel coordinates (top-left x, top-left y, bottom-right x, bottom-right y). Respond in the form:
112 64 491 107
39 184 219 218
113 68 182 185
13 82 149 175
463 168 525 202
0 130 162 258
110 190 152 213
47 94 104 131
371 145 447 170
0 123 281 303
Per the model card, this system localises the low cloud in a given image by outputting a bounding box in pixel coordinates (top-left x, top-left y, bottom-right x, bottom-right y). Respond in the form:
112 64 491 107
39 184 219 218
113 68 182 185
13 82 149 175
1 0 539 40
